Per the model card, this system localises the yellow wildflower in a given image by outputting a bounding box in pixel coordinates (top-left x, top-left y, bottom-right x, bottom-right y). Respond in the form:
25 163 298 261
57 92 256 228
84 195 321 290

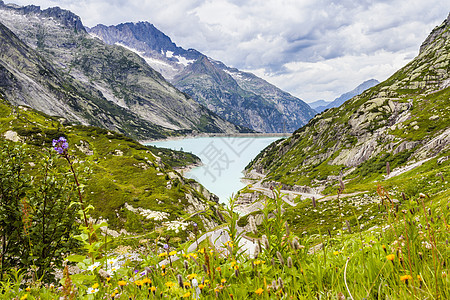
165 281 175 288
135 280 143 287
158 252 168 258
187 273 197 280
386 254 395 261
118 280 127 287
400 275 413 283
169 250 177 256
184 281 191 288
25 287 31 292
20 295 28 300
221 278 226 284
142 277 152 285
150 286 157 293
198 284 205 290
333 251 341 255
92 283 99 289
183 291 191 298
255 288 264 295
198 248 205 254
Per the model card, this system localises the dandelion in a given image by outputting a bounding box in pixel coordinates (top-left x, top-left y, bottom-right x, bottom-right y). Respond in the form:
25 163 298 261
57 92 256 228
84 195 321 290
255 288 264 295
400 274 413 285
118 280 127 287
135 280 143 288
386 254 395 261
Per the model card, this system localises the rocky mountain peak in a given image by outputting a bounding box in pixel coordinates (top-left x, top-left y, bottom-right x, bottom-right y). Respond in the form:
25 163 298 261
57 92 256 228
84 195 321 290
419 12 450 53
0 1 85 32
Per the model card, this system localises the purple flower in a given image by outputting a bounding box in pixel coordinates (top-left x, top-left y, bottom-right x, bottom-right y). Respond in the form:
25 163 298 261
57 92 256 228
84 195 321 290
52 136 69 155
163 244 169 250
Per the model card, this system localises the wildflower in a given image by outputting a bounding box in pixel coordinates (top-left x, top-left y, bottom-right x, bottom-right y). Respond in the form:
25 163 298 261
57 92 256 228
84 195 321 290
52 136 69 155
25 287 31 292
106 277 111 282
216 266 222 272
386 254 395 261
417 275 422 281
287 257 293 268
86 287 99 294
87 261 101 271
183 291 191 298
255 287 264 295
187 273 197 280
400 274 413 285
169 250 177 256
184 281 191 288
333 251 341 256
118 280 127 287
159 252 168 258
199 284 205 290
198 248 205 254
163 244 169 250
142 277 152 285
150 286 156 293
92 283 99 289
221 279 226 284
135 280 143 288
381 245 387 252
20 295 28 300
165 281 175 288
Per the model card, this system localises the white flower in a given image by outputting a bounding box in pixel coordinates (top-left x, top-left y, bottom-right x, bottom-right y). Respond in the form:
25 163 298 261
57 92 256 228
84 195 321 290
87 261 101 271
86 287 99 294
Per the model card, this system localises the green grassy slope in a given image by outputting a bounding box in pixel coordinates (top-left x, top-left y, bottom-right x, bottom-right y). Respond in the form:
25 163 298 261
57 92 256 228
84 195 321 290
0 98 222 240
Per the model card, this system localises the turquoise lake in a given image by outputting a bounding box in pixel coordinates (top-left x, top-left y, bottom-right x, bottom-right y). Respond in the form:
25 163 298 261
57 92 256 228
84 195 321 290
147 136 283 203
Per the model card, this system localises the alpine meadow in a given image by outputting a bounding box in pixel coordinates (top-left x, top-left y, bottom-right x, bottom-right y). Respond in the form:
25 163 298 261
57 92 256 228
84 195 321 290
0 1 449 299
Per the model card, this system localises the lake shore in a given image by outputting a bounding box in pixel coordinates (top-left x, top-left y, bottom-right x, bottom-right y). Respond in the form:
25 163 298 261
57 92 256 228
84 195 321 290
140 132 290 144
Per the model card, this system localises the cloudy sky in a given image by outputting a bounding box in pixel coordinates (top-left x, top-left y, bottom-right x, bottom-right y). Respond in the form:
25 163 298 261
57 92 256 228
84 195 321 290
11 0 450 102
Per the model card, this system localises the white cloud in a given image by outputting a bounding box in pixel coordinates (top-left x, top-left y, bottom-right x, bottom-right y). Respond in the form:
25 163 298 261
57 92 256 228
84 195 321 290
9 0 450 101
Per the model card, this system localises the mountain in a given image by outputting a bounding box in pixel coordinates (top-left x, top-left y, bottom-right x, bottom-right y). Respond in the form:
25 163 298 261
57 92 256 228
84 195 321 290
0 2 246 140
308 99 330 110
88 22 316 133
314 79 380 113
246 13 450 191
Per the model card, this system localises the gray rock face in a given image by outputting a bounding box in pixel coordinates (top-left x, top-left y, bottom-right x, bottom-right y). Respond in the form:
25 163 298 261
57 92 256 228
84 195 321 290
247 13 450 185
0 3 245 139
88 21 316 133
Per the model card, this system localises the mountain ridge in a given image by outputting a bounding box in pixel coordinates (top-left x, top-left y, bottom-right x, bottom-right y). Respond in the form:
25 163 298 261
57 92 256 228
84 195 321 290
88 21 316 133
245 13 450 192
314 79 380 113
0 2 246 139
